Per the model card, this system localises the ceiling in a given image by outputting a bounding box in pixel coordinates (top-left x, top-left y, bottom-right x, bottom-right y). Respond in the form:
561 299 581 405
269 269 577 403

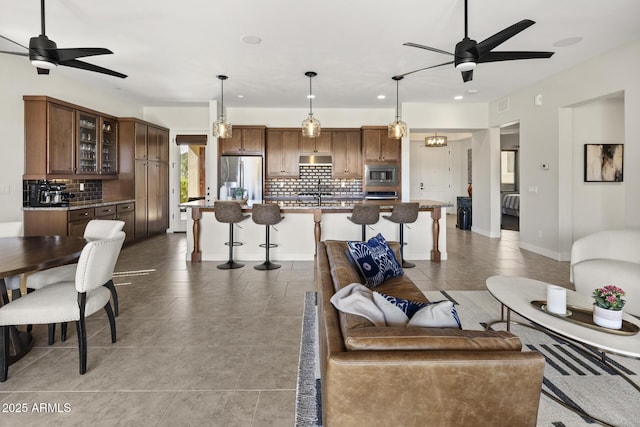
1 0 639 109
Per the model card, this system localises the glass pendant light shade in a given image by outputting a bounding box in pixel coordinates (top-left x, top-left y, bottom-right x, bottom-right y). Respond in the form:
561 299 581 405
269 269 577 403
212 75 232 138
213 118 232 139
302 113 321 138
302 71 321 137
388 75 407 139
388 120 407 139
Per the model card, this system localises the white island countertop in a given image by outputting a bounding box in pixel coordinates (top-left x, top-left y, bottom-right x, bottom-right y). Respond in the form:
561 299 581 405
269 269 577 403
181 199 450 263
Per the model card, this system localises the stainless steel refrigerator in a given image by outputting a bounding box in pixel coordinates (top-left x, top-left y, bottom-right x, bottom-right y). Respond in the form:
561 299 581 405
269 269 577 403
219 156 263 204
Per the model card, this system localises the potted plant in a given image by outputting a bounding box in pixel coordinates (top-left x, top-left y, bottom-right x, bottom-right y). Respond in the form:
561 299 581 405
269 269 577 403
592 285 626 329
232 187 246 200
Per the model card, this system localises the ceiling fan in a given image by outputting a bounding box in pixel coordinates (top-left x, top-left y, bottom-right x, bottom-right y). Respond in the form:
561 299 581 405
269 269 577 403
0 0 126 78
396 0 554 82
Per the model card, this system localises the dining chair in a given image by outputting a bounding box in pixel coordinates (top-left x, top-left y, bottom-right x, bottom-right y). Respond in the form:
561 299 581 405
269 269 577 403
26 219 124 343
0 222 24 300
0 232 125 382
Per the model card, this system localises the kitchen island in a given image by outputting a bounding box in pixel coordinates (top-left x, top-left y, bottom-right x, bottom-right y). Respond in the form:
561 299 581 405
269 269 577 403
181 199 451 263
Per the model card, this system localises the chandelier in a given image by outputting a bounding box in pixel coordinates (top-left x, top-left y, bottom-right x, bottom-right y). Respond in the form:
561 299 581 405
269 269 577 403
425 133 448 147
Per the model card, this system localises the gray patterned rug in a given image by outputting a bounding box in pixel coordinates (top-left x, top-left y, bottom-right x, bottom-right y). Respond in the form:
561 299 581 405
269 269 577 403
296 291 640 427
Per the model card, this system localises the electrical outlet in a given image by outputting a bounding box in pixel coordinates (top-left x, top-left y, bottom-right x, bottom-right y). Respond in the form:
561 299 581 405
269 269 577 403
79 183 85 191
0 185 9 194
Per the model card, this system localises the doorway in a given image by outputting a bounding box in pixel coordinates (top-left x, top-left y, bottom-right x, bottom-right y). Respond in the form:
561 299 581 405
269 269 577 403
175 134 207 232
500 124 520 231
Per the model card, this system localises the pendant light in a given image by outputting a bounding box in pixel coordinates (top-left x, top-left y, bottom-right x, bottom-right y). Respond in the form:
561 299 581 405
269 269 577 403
212 75 232 139
301 71 321 137
388 76 407 139
425 133 448 147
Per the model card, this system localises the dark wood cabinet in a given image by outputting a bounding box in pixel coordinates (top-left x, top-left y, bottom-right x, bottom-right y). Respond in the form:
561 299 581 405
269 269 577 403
299 132 331 155
219 126 265 155
332 131 361 178
266 129 300 177
103 118 169 240
362 127 400 163
23 96 118 179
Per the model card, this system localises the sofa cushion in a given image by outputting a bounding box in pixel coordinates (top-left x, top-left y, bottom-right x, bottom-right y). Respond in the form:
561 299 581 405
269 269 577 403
373 292 462 329
346 233 404 287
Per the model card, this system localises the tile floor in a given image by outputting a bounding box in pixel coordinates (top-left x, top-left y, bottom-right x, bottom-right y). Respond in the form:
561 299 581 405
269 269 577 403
0 217 570 426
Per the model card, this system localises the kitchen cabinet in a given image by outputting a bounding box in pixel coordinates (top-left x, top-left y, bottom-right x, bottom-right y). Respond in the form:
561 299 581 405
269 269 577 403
68 207 96 237
103 118 169 240
23 96 118 179
116 202 135 242
266 129 300 177
219 126 265 155
362 127 400 163
331 131 361 178
299 132 331 155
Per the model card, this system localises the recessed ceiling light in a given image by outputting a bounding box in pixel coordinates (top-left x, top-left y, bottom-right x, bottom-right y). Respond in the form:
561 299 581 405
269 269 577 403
553 36 583 47
241 35 262 45
377 94 386 100
454 95 464 100
237 94 244 98
466 89 478 94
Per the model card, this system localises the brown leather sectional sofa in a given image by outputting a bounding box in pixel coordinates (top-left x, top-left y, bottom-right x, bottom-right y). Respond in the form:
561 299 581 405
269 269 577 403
316 240 545 427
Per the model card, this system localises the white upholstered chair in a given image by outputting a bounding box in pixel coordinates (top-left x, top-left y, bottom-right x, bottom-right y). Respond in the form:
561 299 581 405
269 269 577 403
0 222 24 299
570 229 640 317
0 232 125 382
26 219 124 343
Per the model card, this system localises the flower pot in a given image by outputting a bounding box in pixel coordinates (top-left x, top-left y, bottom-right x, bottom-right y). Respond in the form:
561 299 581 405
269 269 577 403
593 305 623 329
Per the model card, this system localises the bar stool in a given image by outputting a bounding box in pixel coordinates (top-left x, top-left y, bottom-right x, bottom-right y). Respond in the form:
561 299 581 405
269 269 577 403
347 204 380 241
383 202 419 268
214 201 250 269
251 203 284 270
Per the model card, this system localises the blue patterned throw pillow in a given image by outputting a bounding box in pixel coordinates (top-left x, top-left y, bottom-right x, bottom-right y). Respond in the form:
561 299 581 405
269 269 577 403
374 292 462 328
346 233 404 287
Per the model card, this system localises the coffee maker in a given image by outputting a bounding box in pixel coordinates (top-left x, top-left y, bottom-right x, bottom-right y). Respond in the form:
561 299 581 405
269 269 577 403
29 181 73 207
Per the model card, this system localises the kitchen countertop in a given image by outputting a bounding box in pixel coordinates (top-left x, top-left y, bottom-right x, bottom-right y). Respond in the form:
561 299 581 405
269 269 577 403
23 199 136 211
180 199 452 211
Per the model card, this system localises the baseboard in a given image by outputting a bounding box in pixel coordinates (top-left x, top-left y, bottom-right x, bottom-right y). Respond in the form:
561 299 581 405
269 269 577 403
519 241 565 261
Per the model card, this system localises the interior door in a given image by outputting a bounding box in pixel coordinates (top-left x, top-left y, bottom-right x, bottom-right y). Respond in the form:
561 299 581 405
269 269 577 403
409 140 451 202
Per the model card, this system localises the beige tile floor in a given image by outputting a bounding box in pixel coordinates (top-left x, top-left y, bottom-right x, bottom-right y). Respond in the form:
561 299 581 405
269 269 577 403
0 216 570 426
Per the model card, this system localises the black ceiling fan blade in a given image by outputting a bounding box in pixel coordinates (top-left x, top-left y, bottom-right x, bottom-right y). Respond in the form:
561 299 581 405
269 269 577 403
0 33 29 51
56 47 113 62
475 19 535 58
37 67 50 75
0 50 29 57
59 58 127 79
394 60 455 78
478 51 554 63
403 42 454 57
461 70 473 82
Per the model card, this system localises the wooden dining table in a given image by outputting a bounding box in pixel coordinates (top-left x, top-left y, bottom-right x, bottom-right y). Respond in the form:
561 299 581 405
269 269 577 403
0 235 87 365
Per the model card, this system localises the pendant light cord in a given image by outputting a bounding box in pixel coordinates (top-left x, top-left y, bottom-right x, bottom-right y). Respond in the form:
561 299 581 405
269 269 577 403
395 78 400 121
308 75 313 116
220 78 224 118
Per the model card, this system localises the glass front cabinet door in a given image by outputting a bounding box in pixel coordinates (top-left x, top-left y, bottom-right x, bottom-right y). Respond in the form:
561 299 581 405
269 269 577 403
100 118 118 174
77 112 98 174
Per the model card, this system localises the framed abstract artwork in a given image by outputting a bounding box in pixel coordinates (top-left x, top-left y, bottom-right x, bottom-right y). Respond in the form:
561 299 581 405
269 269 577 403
584 144 623 182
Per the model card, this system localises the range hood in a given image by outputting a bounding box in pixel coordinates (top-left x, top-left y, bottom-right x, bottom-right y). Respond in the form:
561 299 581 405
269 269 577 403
299 155 332 166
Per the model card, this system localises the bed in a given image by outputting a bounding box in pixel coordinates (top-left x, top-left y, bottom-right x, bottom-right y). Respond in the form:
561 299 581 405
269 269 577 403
502 193 520 217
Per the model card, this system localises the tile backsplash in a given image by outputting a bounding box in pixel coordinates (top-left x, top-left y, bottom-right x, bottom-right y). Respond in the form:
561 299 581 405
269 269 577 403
23 179 103 206
265 165 362 197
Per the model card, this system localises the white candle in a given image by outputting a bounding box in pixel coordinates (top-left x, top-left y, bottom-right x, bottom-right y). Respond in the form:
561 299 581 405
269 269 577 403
546 285 567 315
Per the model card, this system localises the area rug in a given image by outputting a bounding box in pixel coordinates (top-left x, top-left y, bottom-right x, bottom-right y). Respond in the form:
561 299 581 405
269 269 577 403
295 290 640 427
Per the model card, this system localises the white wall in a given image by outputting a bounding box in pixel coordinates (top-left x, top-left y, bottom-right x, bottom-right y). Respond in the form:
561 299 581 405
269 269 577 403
488 38 640 260
0 55 143 223
470 129 501 238
570 96 626 240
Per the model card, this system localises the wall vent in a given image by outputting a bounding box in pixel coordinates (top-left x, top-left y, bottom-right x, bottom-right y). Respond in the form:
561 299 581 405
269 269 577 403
497 97 510 113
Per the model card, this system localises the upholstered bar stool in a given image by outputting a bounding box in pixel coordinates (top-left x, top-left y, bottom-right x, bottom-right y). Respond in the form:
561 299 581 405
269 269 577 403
251 203 284 270
383 202 419 268
214 201 250 270
347 204 380 241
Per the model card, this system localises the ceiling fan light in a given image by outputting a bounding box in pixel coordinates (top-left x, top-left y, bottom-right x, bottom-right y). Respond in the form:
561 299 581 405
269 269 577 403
31 59 56 69
455 61 476 72
302 114 321 138
388 120 407 139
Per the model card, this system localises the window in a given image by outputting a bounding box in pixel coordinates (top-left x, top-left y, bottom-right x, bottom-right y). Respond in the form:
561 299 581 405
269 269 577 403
501 150 517 191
